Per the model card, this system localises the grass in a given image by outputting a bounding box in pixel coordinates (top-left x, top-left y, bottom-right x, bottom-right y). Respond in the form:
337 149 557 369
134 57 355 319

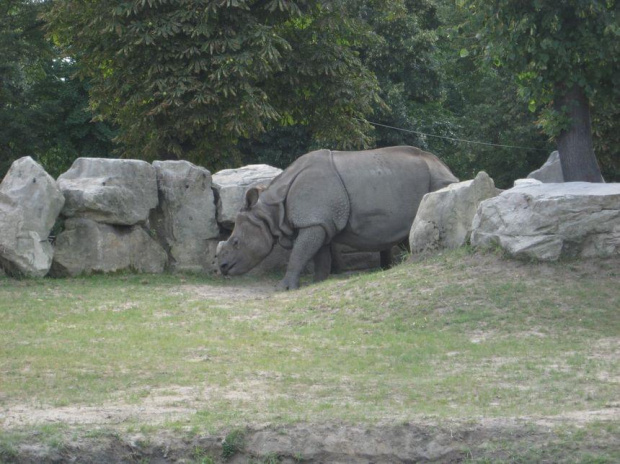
221 428 246 459
0 248 618 459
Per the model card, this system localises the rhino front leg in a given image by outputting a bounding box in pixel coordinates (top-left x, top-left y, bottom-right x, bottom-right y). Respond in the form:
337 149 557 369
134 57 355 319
277 226 326 291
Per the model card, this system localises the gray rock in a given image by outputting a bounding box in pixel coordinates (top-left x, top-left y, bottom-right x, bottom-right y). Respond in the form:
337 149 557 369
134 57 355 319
51 218 167 276
57 158 158 225
527 151 564 183
409 171 499 255
150 160 220 272
212 164 282 228
513 178 542 187
0 157 65 276
471 182 620 260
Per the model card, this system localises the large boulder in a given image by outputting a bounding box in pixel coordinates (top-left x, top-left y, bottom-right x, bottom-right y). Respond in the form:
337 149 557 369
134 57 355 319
57 158 158 225
212 164 282 228
470 182 620 260
409 171 499 255
150 161 220 272
51 218 167 277
0 157 65 276
527 151 564 183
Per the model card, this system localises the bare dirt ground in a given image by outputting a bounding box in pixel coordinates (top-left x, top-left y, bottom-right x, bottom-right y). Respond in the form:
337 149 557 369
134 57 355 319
3 257 620 463
5 414 620 463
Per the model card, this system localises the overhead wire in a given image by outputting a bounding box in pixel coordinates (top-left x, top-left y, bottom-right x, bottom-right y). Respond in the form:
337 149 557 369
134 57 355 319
355 118 549 152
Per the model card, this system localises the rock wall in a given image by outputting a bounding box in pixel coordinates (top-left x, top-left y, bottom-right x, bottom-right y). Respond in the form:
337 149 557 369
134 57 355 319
150 160 220 273
0 153 616 277
52 158 166 276
405 153 619 262
0 156 289 277
57 158 158 225
51 218 168 276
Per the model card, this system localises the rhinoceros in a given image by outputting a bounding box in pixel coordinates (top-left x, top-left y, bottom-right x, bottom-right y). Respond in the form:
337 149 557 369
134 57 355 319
217 146 458 290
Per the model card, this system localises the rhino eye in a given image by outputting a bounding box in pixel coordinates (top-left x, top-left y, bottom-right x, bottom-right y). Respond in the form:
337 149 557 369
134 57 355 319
232 237 240 249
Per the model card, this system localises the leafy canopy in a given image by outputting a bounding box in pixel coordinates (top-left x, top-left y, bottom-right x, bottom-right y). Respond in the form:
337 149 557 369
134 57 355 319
46 0 382 169
0 0 115 178
238 0 450 170
458 0 619 137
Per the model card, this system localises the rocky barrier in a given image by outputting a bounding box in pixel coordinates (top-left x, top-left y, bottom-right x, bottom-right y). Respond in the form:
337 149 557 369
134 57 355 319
0 154 617 277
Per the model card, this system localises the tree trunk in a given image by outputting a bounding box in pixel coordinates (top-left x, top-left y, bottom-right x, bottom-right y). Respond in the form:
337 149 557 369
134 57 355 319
555 84 604 182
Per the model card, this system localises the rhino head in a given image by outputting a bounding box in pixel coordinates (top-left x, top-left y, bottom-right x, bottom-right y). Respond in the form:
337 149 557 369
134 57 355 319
217 187 275 276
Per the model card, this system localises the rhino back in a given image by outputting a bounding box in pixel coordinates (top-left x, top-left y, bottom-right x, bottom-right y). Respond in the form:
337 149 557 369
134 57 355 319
332 146 440 250
259 146 457 252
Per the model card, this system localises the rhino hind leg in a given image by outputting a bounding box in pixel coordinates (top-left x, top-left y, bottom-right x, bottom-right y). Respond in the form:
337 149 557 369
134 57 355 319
381 240 411 270
380 249 392 270
313 245 332 283
329 243 345 274
277 226 326 291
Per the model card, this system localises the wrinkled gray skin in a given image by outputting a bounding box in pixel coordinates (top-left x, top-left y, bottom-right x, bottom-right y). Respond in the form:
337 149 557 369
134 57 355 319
217 146 458 290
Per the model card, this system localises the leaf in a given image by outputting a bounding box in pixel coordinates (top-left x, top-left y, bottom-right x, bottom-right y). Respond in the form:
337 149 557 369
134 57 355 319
459 48 470 58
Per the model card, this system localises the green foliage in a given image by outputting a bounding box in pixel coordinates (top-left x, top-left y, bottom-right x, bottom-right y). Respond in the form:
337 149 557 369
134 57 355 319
375 1 551 188
459 0 619 115
34 59 118 178
457 0 619 181
222 428 246 460
46 0 381 170
592 92 620 181
437 46 552 187
0 436 18 464
191 447 217 464
239 125 313 169
4 0 617 183
0 0 115 179
0 0 48 174
359 0 446 149
240 0 453 169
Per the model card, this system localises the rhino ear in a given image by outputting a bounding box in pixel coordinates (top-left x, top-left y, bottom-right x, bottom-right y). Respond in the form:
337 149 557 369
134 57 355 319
244 187 262 209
